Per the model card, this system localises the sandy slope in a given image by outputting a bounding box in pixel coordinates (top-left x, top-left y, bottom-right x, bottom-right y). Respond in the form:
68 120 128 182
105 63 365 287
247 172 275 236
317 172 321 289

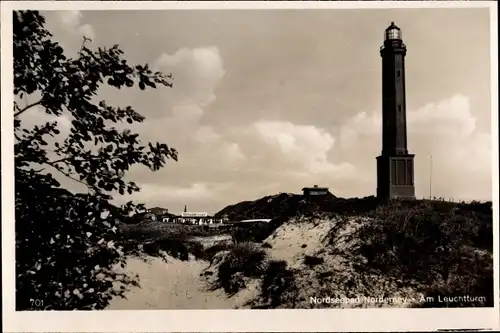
262 215 420 308
107 254 256 310
265 216 333 268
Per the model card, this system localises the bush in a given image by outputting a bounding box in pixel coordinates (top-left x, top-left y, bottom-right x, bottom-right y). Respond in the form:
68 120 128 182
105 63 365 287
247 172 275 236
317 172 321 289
214 242 267 295
231 222 274 243
260 260 297 308
204 241 234 263
303 255 324 268
121 223 189 242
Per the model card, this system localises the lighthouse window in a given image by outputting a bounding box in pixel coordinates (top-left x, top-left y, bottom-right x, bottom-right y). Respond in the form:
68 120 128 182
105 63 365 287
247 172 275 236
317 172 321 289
398 105 402 112
386 28 401 40
397 70 401 77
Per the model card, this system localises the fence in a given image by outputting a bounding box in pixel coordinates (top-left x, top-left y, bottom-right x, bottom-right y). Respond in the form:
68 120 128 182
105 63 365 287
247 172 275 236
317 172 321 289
418 196 491 204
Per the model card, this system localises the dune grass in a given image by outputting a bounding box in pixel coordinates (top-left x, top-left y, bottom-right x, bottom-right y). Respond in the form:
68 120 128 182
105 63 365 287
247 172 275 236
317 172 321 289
212 242 267 295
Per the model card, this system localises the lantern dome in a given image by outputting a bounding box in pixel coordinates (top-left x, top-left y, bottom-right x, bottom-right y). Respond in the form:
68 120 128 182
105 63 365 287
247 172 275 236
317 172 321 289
385 21 402 41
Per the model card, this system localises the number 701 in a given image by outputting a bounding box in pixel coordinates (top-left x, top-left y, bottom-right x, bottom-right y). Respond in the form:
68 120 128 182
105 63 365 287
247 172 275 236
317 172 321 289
30 299 43 307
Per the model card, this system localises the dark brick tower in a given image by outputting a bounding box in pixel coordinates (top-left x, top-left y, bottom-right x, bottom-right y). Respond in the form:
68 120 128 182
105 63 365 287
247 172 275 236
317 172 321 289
376 22 415 200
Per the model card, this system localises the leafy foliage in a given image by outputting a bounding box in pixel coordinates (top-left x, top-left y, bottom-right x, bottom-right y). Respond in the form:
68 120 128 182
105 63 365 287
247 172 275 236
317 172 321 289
14 10 176 310
15 170 137 310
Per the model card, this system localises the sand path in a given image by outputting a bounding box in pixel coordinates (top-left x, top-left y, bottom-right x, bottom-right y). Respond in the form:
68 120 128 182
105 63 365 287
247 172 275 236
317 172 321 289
107 255 255 310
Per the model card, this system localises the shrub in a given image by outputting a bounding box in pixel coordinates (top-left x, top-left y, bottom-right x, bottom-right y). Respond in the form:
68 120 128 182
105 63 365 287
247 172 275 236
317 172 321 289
303 255 324 268
260 260 297 308
231 222 274 243
204 241 234 263
215 242 267 295
141 238 189 261
183 240 207 260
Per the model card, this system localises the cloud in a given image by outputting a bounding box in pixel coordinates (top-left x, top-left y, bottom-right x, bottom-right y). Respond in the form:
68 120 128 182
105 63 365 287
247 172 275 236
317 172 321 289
148 47 244 168
155 46 226 107
117 182 231 211
408 94 476 137
194 125 221 143
252 120 355 176
191 125 245 169
152 47 225 125
133 108 246 171
54 11 95 40
338 94 491 201
171 104 205 123
339 111 380 150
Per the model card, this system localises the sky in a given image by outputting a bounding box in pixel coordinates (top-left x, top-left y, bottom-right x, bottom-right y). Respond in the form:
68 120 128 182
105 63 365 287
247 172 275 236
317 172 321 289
25 7 492 214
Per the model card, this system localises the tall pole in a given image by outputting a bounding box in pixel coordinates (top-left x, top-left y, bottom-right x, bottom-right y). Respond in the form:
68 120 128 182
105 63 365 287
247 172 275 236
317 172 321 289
429 154 433 199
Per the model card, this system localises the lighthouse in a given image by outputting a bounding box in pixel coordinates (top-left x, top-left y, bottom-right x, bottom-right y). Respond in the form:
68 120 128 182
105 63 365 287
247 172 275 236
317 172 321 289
376 22 416 200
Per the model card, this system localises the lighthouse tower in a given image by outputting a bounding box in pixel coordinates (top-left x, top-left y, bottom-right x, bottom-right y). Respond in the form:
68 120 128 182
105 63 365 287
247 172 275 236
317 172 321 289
376 22 415 200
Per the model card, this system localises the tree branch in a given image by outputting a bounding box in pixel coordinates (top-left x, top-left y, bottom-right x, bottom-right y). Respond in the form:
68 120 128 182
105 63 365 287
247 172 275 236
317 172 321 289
46 156 73 166
14 100 42 117
46 155 123 167
44 162 96 195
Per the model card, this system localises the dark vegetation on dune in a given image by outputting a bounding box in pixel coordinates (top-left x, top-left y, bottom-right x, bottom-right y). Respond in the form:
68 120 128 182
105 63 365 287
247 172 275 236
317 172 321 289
259 260 297 308
215 192 380 222
357 200 493 307
118 223 217 262
204 241 234 263
206 241 297 308
209 242 267 295
224 193 380 244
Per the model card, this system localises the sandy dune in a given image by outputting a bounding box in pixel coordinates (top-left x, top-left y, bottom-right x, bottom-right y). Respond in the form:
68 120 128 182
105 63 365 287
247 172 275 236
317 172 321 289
265 217 333 268
107 254 256 310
